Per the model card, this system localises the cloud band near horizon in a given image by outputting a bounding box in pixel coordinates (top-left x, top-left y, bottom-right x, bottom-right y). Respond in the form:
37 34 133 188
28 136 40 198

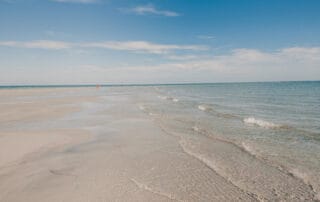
0 40 208 54
1 40 319 84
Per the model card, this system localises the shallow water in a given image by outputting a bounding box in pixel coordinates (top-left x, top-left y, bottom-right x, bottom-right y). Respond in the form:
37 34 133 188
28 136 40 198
133 81 320 200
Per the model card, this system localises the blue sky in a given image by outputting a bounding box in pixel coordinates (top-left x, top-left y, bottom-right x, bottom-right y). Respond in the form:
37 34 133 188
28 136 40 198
0 0 320 84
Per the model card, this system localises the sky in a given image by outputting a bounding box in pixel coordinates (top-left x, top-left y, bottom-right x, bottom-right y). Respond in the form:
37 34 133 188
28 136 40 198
0 0 320 85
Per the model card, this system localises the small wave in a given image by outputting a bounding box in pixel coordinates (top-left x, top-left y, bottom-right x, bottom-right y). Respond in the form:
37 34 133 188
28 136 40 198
172 98 179 102
131 178 178 201
197 104 239 120
157 95 167 100
192 126 200 132
241 142 258 156
138 105 145 111
287 168 320 200
243 117 282 129
158 95 179 102
289 168 310 185
192 125 260 159
198 104 212 111
166 97 178 102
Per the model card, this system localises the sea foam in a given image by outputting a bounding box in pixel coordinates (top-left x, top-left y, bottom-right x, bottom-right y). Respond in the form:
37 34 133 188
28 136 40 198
198 104 212 111
243 117 281 129
157 95 167 100
241 142 258 156
158 95 179 102
138 105 145 111
192 126 200 132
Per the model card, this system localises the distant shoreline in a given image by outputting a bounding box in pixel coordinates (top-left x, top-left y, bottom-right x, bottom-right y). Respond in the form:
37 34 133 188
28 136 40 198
0 80 319 89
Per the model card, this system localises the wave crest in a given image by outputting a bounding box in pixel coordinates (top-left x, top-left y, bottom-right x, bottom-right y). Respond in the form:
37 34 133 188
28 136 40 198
198 104 212 111
172 98 179 102
158 95 179 102
243 117 282 129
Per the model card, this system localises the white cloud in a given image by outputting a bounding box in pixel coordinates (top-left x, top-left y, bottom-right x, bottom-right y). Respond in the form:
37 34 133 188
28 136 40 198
1 43 319 84
76 47 320 82
145 47 320 82
0 40 207 54
156 47 320 71
83 41 207 54
197 35 215 40
125 4 180 17
0 40 71 49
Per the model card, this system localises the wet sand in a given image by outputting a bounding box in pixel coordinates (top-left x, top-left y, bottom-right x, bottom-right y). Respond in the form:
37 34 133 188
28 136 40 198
0 87 317 201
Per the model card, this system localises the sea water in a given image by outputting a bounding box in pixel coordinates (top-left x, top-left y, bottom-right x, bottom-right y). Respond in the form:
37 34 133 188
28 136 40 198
135 81 320 199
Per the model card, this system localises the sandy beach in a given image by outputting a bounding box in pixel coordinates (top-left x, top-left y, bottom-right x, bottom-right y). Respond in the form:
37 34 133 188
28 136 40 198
2 0 320 201
0 87 317 202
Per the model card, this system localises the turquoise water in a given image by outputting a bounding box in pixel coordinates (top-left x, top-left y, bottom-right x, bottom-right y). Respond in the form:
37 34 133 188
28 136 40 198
134 81 320 199
160 81 320 136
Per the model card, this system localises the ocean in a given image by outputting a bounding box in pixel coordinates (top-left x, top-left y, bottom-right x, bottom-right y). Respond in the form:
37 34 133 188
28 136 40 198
133 81 320 199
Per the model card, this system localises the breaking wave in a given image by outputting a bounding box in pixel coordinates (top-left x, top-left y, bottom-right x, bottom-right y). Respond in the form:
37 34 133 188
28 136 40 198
197 104 239 119
198 104 212 112
243 117 283 129
158 95 179 103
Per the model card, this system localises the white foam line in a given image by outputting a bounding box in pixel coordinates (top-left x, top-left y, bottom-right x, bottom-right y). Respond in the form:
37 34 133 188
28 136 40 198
131 178 182 201
192 126 200 132
287 168 320 201
138 105 145 111
178 139 261 201
241 142 258 157
193 126 319 200
243 117 281 129
198 105 207 111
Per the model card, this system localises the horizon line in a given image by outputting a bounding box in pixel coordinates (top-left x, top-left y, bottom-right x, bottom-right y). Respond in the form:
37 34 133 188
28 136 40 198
0 80 319 88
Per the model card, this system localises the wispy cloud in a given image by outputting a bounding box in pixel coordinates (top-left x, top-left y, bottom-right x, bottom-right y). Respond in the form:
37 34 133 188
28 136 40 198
130 47 320 82
82 41 207 54
0 40 207 54
157 47 320 71
146 47 320 82
1 47 319 84
166 54 202 60
197 35 215 40
124 4 180 17
52 0 98 4
0 40 71 49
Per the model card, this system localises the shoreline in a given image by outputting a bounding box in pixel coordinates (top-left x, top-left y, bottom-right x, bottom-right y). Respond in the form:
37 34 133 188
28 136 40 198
0 80 319 90
0 87 318 201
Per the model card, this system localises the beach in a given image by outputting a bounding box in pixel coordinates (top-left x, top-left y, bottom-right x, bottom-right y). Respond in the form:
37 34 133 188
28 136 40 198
0 84 319 201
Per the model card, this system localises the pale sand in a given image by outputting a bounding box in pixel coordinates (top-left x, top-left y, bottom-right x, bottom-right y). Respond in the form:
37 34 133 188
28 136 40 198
0 129 89 169
0 87 314 201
